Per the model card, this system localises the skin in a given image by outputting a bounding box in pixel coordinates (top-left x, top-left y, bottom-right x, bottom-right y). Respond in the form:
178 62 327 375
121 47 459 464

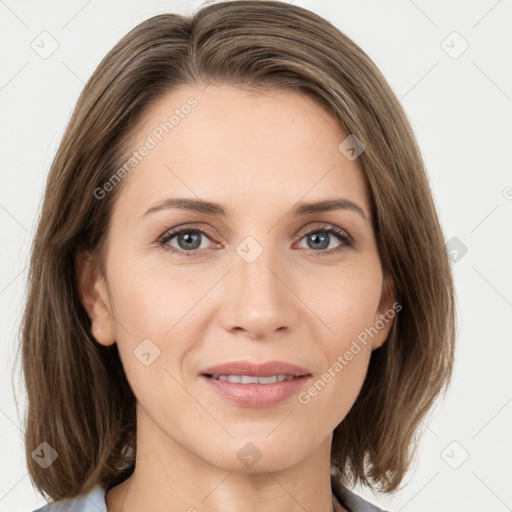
77 84 395 512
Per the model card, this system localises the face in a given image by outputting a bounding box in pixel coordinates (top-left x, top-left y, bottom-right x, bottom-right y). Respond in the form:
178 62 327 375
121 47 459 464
78 84 395 474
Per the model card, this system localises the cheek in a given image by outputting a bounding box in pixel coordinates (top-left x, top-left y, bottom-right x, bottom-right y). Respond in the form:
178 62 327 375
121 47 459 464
106 261 194 412
296 273 378 420
296 264 381 408
107 253 186 335
304 260 383 344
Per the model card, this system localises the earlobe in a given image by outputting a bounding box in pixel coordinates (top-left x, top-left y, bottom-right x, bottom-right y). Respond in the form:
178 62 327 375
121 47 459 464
75 250 116 346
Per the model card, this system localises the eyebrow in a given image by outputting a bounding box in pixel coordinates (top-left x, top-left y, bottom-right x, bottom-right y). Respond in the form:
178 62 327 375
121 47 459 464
140 197 368 221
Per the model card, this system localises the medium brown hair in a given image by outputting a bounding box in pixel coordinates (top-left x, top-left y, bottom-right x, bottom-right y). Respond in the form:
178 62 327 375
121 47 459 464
17 0 455 501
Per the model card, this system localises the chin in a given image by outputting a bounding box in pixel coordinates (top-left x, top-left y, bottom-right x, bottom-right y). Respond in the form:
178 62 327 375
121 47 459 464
199 440 308 474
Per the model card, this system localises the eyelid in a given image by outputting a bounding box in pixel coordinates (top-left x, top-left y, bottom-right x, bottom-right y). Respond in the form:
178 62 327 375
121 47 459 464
298 223 351 241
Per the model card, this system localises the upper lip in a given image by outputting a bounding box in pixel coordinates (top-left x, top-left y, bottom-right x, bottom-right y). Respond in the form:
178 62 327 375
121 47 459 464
201 360 311 378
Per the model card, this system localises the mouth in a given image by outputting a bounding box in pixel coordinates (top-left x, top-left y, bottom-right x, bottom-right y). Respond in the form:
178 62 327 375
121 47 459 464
199 360 312 407
200 360 311 379
203 374 304 384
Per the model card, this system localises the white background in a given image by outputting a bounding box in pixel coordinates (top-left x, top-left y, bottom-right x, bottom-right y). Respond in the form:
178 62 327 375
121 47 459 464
1 1 511 511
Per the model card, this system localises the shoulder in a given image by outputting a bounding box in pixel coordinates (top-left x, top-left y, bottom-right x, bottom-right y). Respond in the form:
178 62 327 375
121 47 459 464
31 485 107 512
331 475 391 512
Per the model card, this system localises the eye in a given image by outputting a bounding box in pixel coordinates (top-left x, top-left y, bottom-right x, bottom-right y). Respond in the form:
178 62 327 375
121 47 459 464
295 224 353 255
158 223 353 257
158 226 218 256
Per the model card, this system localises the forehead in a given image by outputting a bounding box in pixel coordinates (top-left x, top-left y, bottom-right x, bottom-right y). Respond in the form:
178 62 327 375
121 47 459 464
113 84 371 222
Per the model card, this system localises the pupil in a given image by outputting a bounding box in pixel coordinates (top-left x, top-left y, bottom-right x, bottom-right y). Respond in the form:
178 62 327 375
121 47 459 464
179 231 201 250
309 233 329 250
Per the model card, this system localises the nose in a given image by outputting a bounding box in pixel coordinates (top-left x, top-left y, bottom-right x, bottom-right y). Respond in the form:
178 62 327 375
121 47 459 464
218 242 300 340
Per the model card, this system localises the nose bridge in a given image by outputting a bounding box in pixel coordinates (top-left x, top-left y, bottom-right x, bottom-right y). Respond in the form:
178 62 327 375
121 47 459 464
221 234 298 336
235 234 285 306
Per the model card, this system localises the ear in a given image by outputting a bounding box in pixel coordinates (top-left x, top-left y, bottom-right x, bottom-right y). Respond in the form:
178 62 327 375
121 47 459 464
371 274 397 350
75 249 116 346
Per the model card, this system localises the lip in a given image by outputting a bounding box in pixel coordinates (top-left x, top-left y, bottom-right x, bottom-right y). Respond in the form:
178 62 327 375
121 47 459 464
199 360 312 408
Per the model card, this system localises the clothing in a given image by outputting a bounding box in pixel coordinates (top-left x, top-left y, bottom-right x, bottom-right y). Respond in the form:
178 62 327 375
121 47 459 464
31 485 106 512
32 475 388 512
332 476 389 512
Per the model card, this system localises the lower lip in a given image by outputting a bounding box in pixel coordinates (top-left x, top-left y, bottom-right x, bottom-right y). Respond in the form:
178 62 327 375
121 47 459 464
200 375 311 408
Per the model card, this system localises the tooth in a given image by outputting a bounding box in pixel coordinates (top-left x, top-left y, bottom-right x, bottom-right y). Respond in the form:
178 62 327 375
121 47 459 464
212 374 297 384
258 375 278 384
240 375 259 384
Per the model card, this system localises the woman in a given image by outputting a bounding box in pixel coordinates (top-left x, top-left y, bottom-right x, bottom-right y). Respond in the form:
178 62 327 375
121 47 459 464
22 1 455 511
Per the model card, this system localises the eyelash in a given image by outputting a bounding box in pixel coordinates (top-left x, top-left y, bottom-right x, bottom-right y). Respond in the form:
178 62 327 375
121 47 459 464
157 223 353 257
